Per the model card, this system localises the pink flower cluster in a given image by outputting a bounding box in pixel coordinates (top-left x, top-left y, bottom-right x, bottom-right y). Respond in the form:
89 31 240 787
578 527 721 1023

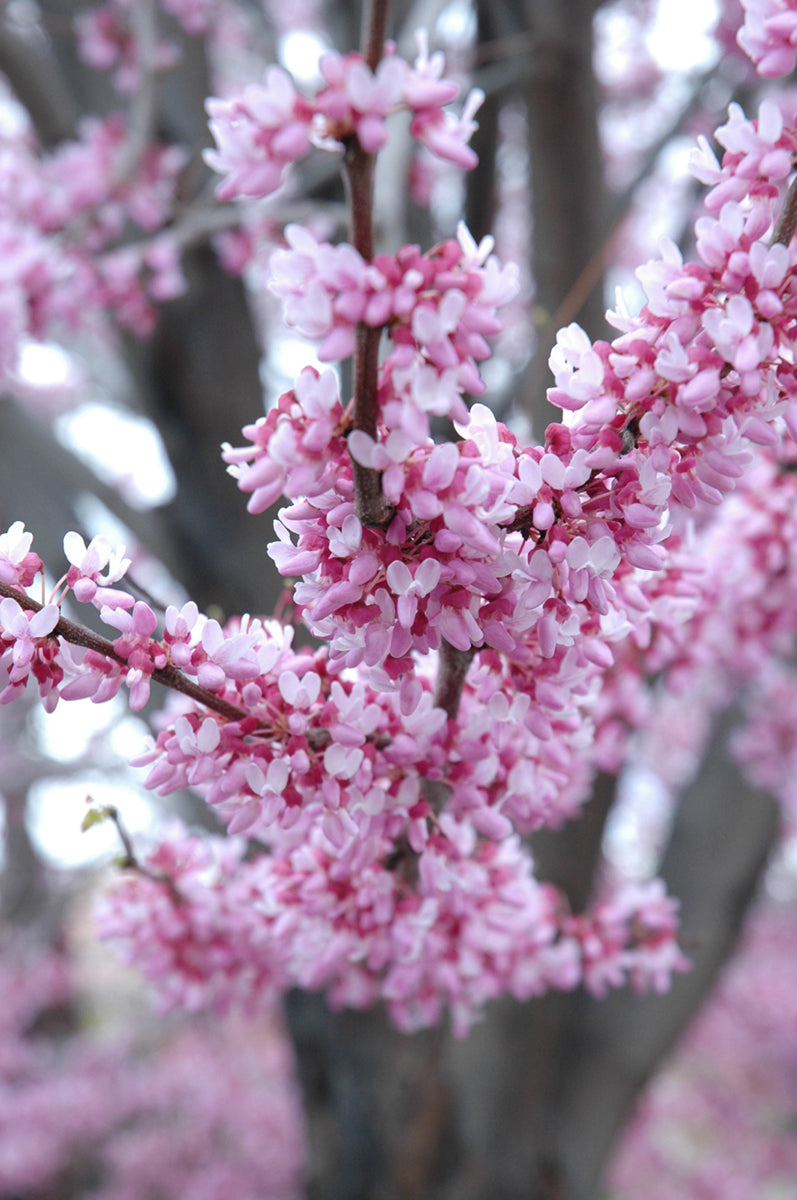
0 595 61 708
624 441 797 822
690 96 797 211
0 510 692 1031
0 530 280 714
0 112 189 373
76 0 220 92
738 0 797 77
214 91 797 765
131 629 448 844
0 521 42 588
259 400 627 686
223 365 349 515
269 222 518 404
205 32 484 200
565 878 689 998
545 98 797 536
98 822 687 1037
9 7 797 1035
0 929 305 1199
732 659 797 826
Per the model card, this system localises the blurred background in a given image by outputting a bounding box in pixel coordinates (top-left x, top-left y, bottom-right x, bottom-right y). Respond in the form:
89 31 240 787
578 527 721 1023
0 2 795 1198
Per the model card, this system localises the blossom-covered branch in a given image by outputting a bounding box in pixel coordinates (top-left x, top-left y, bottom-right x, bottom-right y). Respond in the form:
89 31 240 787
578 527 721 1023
3 2 797 1039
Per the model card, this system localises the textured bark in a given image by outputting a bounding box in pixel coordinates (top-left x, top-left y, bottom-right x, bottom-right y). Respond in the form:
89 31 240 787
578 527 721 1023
517 0 607 434
31 1 282 617
141 246 278 615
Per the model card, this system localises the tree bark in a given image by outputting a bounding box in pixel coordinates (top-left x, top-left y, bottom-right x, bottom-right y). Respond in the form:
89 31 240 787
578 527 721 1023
31 0 283 617
516 0 607 435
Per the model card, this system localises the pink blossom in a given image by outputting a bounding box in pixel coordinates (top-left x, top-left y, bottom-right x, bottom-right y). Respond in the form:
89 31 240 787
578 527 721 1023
75 4 180 93
402 30 460 109
62 531 131 603
268 226 518 421
410 87 484 171
0 931 305 1200
314 50 406 152
205 67 315 200
7 1 797 1045
0 522 42 588
738 0 797 76
223 366 348 513
0 597 60 706
99 600 165 710
610 899 797 1199
205 32 484 203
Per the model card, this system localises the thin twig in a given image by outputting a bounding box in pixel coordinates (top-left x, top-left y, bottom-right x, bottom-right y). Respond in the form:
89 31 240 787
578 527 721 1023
103 803 183 902
112 0 159 185
161 195 349 256
0 579 249 724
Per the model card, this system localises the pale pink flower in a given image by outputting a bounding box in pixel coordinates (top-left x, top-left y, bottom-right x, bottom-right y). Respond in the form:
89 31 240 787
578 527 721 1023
205 68 314 200
0 522 41 588
63 531 131 603
738 0 797 76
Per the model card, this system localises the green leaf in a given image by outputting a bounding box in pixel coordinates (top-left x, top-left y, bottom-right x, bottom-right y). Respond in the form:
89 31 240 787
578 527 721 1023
81 804 117 833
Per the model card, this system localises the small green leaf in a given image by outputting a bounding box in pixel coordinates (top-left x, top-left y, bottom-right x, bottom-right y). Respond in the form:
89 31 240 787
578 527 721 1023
81 804 117 833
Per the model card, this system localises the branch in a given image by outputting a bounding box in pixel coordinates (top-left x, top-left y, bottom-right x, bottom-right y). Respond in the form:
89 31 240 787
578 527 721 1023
111 0 159 185
158 194 349 257
0 579 249 725
360 0 391 72
532 769 619 914
91 802 183 902
343 0 394 529
0 580 348 758
0 16 77 147
770 174 797 247
432 640 474 721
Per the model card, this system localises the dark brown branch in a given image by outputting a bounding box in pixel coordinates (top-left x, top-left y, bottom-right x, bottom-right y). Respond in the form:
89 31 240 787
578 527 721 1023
360 0 391 71
0 579 249 724
342 0 394 529
349 323 392 526
532 769 619 914
0 581 359 757
550 708 780 1200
